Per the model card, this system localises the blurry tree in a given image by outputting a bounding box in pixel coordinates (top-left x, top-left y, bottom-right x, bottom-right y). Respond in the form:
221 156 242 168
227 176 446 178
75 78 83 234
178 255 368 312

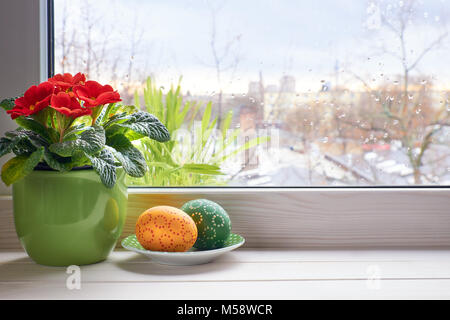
349 0 449 184
284 100 327 184
55 0 146 103
203 0 242 128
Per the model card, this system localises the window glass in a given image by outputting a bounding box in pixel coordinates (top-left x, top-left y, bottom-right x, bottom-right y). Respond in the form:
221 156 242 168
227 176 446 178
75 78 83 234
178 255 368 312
54 0 450 186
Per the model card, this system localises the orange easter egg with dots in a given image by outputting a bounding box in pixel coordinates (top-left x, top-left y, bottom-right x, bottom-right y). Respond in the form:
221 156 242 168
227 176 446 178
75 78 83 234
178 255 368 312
135 206 198 252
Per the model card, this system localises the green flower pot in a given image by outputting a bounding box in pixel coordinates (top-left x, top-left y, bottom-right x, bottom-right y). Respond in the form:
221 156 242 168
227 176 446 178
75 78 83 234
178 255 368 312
12 168 127 267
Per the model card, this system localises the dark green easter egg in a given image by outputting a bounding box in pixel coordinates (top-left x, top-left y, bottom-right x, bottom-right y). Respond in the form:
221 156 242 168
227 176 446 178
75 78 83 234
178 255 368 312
181 199 231 250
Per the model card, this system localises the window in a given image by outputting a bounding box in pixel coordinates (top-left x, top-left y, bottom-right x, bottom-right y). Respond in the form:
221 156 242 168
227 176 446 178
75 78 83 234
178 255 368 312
0 0 449 250
54 0 449 187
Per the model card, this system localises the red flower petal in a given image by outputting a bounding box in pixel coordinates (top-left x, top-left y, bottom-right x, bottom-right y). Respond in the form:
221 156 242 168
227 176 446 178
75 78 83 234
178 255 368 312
84 81 105 97
23 85 38 103
49 72 87 90
13 96 27 109
50 92 92 119
96 91 122 106
51 92 72 108
72 72 86 85
74 80 121 108
7 82 54 120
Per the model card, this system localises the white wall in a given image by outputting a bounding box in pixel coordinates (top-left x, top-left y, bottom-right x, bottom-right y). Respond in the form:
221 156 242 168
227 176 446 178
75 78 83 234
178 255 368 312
0 0 46 195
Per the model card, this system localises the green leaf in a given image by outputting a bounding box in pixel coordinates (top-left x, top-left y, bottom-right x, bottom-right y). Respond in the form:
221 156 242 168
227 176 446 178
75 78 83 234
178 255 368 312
63 124 87 141
134 92 141 109
4 129 71 172
15 117 51 141
221 110 233 136
202 102 212 134
101 105 140 127
86 149 117 188
218 136 270 163
107 134 147 177
49 126 106 157
47 127 60 143
11 138 34 156
106 111 170 142
181 163 223 175
69 151 90 169
0 138 14 158
3 130 42 157
1 147 44 186
94 104 113 126
0 98 16 112
43 150 71 172
103 112 129 128
145 161 176 170
95 103 138 126
188 101 202 128
5 129 45 146
117 104 139 115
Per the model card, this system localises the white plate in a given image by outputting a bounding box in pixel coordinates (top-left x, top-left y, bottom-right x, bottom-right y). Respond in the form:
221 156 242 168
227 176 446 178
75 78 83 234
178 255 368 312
121 234 245 266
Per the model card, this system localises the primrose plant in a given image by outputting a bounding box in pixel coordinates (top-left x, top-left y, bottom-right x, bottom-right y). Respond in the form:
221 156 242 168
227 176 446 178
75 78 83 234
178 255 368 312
0 72 170 188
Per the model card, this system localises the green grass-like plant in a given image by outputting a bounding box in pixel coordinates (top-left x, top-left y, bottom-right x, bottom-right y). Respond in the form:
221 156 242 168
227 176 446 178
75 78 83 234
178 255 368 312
127 77 268 186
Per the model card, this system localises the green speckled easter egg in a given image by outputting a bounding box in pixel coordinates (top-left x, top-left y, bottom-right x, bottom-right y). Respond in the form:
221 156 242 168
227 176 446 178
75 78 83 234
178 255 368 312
181 199 231 250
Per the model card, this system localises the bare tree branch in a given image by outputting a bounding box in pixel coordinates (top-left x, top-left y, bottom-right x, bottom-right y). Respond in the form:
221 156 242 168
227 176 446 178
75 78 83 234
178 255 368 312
407 32 448 71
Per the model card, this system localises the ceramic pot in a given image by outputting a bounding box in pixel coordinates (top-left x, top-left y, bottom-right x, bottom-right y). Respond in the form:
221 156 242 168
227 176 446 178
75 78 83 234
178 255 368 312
12 168 127 266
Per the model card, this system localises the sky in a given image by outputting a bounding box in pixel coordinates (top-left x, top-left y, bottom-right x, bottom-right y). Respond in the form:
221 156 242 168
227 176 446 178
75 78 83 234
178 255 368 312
54 0 450 94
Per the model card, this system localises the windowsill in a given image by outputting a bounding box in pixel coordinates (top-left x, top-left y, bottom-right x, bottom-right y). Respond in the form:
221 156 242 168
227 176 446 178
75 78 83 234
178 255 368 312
2 249 450 299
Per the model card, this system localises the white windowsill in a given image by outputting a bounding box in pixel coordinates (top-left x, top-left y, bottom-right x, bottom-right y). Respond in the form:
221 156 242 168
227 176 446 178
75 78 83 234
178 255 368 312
2 249 450 299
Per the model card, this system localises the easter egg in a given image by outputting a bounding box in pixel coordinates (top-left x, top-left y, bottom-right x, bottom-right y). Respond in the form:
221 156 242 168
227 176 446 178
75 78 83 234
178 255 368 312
135 206 198 252
181 199 231 250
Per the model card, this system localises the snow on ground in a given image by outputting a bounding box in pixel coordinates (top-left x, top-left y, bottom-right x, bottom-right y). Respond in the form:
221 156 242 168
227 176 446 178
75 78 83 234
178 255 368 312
226 143 449 187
